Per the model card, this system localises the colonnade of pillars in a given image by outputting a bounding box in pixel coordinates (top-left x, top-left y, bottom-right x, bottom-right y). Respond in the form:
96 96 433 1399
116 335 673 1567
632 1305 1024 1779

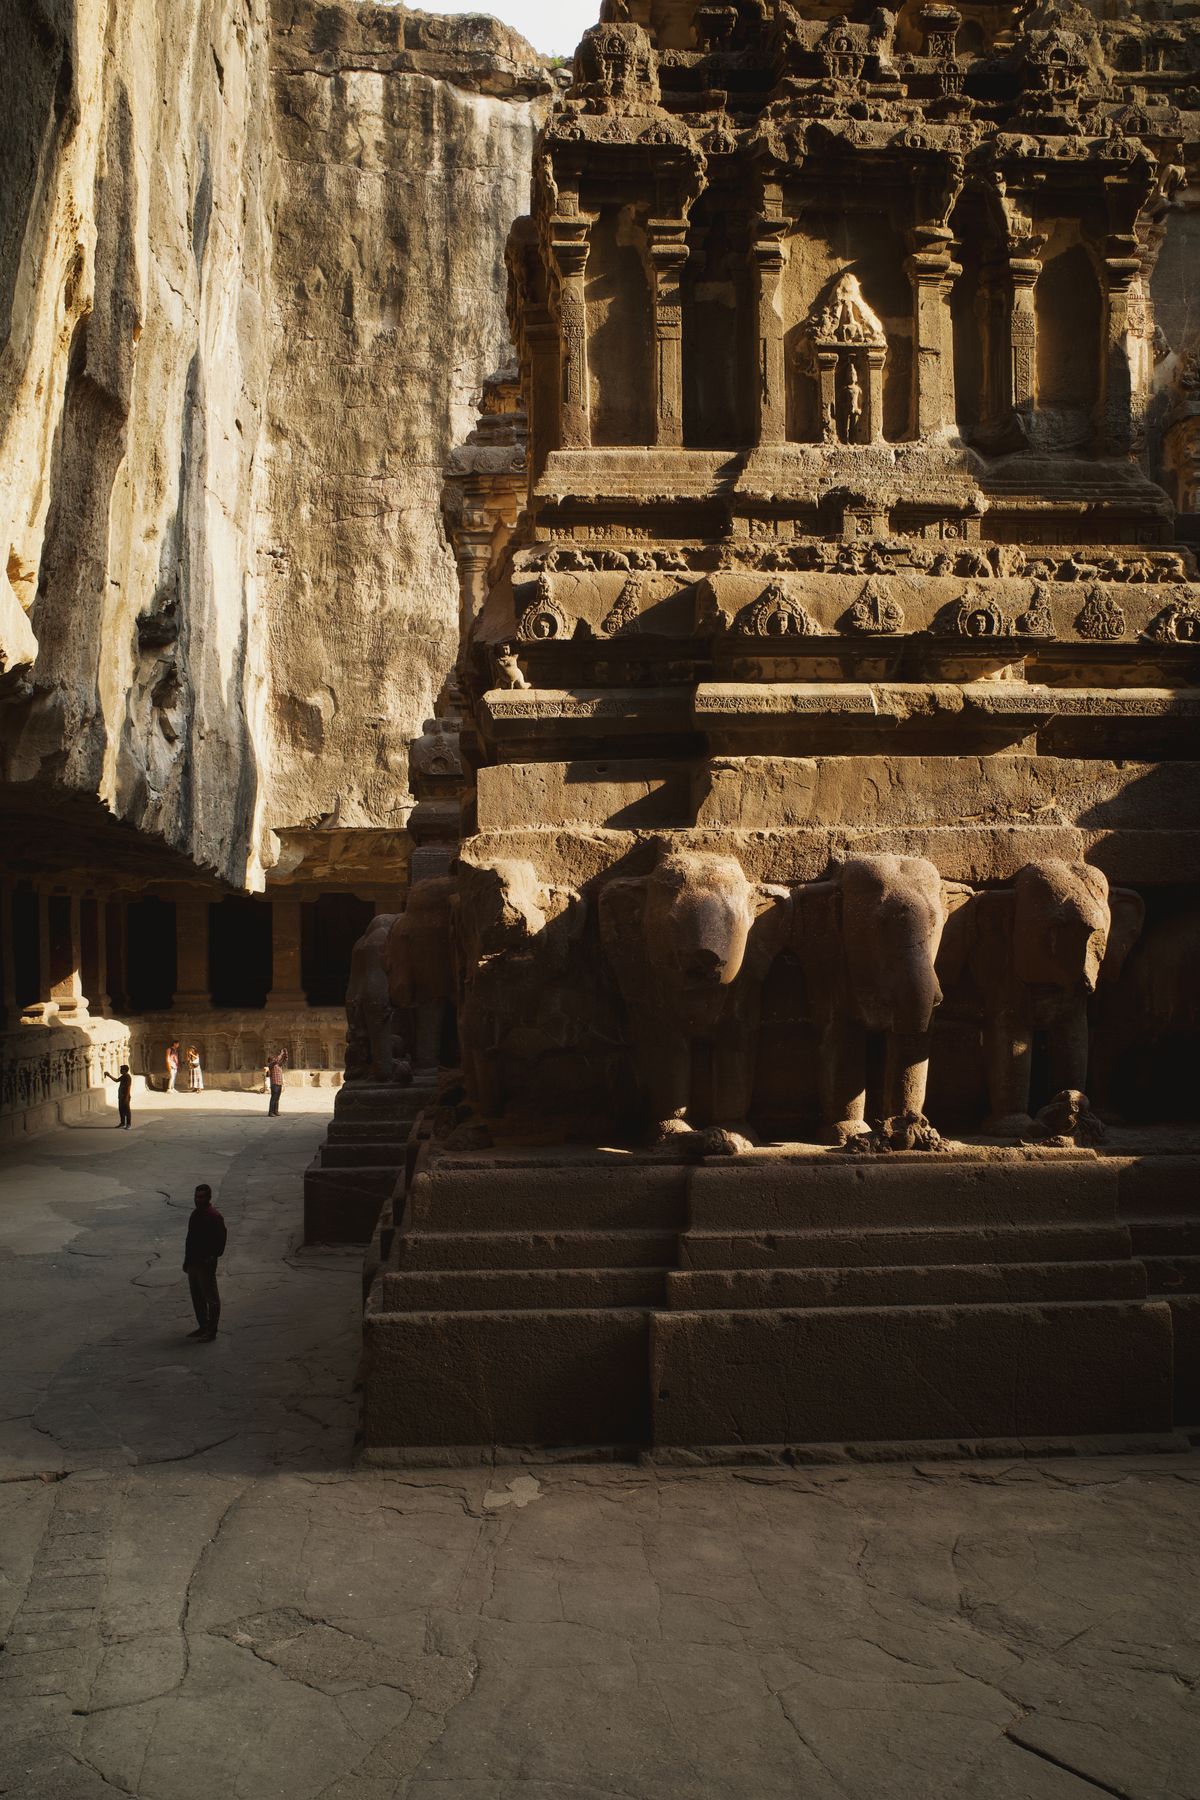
529 187 1133 456
0 888 361 1029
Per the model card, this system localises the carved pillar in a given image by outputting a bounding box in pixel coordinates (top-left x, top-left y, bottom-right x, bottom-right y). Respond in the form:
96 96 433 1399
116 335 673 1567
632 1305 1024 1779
863 347 887 444
550 216 593 450
93 898 111 1015
267 898 306 1009
1006 247 1040 419
525 307 560 471
454 509 493 649
646 219 689 447
1099 234 1143 457
106 900 128 1013
906 225 957 437
751 194 789 445
45 893 86 1022
174 899 211 1008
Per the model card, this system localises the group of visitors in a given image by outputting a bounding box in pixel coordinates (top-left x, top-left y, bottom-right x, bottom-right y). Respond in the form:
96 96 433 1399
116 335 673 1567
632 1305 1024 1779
102 1044 291 1130
164 1041 205 1091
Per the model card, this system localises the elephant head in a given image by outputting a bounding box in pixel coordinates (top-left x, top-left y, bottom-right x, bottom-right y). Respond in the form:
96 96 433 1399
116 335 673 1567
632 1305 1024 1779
937 857 1145 1133
793 854 950 1141
840 855 946 1035
599 841 790 1139
454 858 588 1120
455 857 582 969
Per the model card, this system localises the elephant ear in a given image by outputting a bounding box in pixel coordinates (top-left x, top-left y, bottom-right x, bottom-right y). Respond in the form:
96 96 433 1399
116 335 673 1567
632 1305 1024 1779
1101 887 1145 984
747 884 792 976
598 877 650 1000
938 889 1012 992
933 883 977 987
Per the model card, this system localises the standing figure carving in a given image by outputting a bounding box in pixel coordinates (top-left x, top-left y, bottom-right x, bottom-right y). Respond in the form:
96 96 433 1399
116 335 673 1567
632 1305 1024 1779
386 878 458 1076
599 842 790 1144
793 855 949 1144
344 913 410 1084
937 859 1144 1136
455 858 589 1122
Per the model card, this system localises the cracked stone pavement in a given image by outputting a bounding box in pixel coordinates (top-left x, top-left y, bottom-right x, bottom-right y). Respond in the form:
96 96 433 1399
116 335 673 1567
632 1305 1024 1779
1 1092 1198 1799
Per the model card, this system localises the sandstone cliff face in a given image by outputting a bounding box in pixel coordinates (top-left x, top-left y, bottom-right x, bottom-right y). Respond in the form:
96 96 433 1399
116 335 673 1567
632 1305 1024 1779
0 0 277 883
0 0 550 887
263 2 552 842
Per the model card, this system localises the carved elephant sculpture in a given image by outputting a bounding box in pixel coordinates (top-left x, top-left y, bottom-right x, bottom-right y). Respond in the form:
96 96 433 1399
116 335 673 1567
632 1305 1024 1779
344 911 409 1083
936 858 1144 1136
599 842 790 1142
454 857 587 1118
793 854 950 1143
386 876 458 1074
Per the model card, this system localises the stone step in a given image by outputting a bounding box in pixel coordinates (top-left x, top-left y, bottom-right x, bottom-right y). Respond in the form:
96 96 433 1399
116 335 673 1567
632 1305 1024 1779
1118 1157 1200 1221
328 1118 420 1144
1143 1256 1200 1295
650 1300 1174 1447
687 1156 1117 1233
362 1300 651 1449
304 1160 400 1246
361 1294 1173 1450
397 1228 680 1271
319 1142 411 1168
666 1260 1146 1310
377 1267 668 1310
679 1222 1133 1269
1131 1221 1200 1257
407 1162 689 1231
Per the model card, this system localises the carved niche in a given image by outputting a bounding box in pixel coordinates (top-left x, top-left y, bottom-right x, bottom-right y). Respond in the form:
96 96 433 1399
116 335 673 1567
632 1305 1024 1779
798 273 888 446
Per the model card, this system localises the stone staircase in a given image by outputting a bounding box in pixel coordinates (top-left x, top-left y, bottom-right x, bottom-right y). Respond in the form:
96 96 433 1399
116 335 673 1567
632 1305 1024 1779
303 1080 433 1244
362 1143 1195 1454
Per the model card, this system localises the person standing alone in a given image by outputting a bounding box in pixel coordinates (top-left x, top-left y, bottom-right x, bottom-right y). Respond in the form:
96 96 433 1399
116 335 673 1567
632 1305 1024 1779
266 1047 288 1116
105 1064 133 1129
183 1184 226 1341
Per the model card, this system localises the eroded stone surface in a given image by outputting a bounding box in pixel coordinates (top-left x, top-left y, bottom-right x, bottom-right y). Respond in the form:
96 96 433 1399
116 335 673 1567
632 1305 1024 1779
3 1103 1198 1799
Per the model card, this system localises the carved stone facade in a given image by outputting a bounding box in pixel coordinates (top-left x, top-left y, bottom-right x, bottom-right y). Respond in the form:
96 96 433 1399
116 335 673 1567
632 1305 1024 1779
361 0 1200 1455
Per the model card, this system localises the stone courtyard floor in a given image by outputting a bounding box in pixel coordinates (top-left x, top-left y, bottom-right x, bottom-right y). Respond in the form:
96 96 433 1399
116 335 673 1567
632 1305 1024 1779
0 1092 1197 1800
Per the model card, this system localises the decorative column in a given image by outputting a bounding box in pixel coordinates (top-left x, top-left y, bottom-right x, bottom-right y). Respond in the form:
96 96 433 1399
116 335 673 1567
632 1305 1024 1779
549 215 594 450
106 900 129 1014
751 191 789 444
863 347 887 443
646 218 689 447
906 224 957 437
174 899 211 1008
46 893 86 1022
1099 232 1143 457
1004 233 1042 420
266 898 306 1010
93 898 111 1016
525 306 560 469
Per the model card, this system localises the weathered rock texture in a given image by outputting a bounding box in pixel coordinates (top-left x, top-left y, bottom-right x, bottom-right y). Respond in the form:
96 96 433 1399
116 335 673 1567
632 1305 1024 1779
0 0 553 888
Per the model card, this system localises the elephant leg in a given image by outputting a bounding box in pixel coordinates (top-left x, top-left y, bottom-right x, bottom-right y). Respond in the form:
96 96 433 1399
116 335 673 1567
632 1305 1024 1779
883 1029 932 1122
984 1013 1034 1136
413 1002 442 1072
712 1033 755 1136
818 1018 868 1144
1045 1005 1091 1100
638 1028 691 1139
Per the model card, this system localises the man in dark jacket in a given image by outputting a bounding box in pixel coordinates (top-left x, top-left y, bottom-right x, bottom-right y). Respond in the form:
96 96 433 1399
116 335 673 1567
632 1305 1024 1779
183 1184 226 1342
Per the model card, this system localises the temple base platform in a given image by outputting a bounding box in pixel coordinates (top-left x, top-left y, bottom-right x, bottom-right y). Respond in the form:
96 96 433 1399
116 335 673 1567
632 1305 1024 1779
362 1138 1200 1454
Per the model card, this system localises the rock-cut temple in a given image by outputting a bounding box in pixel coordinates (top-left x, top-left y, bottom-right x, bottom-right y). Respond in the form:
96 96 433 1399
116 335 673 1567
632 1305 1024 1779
331 0 1200 1458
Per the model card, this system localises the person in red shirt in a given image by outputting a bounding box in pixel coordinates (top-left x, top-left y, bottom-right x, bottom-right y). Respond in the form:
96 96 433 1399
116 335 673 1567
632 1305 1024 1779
183 1184 226 1342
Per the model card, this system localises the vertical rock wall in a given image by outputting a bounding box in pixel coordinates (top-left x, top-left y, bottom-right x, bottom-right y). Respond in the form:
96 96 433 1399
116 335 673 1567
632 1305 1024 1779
0 0 277 882
0 0 551 886
264 2 552 837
